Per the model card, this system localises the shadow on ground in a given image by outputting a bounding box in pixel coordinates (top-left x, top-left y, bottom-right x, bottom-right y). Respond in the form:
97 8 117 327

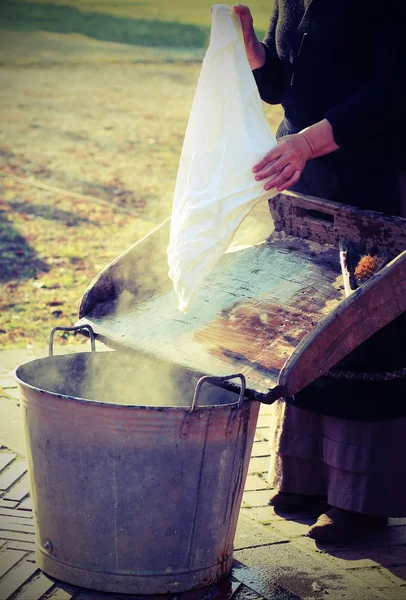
0 212 49 282
0 0 210 49
9 201 100 226
0 199 93 283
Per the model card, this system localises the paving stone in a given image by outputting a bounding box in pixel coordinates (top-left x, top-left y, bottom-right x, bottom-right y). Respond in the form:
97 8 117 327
244 475 268 492
271 518 315 539
14 571 56 599
4 539 36 551
0 499 18 509
0 518 35 533
324 546 406 569
294 525 406 554
256 415 271 429
46 584 78 599
0 530 35 542
0 378 18 390
242 490 273 508
0 453 16 473
232 559 300 600
254 430 269 443
234 543 384 600
17 497 33 511
0 461 27 491
1 388 20 401
235 514 288 550
259 404 274 417
0 508 32 519
240 506 307 525
0 397 25 455
250 442 270 458
0 558 38 599
4 475 30 502
178 580 241 600
0 515 33 526
349 566 401 592
0 548 26 577
232 583 267 600
248 457 269 475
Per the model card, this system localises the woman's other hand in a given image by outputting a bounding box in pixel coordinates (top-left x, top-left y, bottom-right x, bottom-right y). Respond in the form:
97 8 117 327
253 134 312 191
232 4 265 70
253 120 340 192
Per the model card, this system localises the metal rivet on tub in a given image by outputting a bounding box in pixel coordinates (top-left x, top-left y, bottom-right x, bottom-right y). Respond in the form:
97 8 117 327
44 540 53 553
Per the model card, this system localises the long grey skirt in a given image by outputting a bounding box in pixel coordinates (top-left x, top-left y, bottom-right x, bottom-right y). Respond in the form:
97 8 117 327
268 400 406 517
268 120 406 518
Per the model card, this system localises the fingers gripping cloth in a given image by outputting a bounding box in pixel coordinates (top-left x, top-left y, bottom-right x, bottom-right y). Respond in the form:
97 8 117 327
167 4 278 313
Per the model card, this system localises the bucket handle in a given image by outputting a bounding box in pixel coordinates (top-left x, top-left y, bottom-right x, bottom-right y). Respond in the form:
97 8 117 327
181 373 246 439
49 325 96 356
192 373 246 411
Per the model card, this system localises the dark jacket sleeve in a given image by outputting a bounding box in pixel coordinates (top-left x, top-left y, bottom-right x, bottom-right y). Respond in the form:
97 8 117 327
325 9 406 157
252 1 283 105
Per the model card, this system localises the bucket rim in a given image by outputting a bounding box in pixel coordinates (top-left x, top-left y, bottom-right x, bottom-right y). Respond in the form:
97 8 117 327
14 353 246 412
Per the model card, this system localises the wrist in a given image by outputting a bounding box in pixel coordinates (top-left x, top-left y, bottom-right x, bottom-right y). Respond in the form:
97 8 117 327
299 132 315 160
247 40 266 70
299 119 339 159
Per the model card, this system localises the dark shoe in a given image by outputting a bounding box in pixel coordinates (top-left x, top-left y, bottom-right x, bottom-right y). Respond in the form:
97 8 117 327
268 491 326 512
307 507 388 543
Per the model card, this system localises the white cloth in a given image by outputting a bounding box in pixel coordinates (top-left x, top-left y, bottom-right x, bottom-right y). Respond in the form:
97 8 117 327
167 4 278 313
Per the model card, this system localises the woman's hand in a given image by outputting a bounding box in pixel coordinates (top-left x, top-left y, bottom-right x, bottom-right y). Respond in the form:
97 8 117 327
232 4 265 70
253 133 312 191
254 120 340 192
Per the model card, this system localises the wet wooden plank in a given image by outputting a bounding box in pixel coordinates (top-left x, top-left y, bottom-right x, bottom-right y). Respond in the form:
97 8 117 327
4 475 30 502
0 549 26 577
14 572 56 600
0 462 27 491
78 193 406 403
277 250 406 398
0 559 38 599
78 234 344 399
0 453 16 472
269 192 406 258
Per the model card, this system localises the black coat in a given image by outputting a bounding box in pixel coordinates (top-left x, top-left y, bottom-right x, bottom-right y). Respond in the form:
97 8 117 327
254 0 405 162
253 1 406 420
253 0 406 213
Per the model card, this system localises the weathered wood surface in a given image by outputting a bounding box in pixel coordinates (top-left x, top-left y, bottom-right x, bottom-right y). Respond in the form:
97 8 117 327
270 192 406 257
77 192 405 400
276 250 406 399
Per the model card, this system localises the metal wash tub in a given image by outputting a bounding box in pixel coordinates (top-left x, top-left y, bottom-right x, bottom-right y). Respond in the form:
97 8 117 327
15 191 406 594
16 329 259 594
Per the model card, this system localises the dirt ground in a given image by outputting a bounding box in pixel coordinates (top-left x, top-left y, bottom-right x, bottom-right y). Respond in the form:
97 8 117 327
0 31 283 349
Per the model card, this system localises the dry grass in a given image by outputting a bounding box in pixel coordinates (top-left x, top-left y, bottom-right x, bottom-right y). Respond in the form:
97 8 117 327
0 29 283 350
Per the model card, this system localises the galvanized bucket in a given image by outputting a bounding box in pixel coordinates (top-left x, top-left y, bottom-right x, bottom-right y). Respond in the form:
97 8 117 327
15 326 260 594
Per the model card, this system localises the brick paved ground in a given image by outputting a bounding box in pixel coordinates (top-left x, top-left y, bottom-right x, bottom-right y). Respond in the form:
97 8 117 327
1 347 406 600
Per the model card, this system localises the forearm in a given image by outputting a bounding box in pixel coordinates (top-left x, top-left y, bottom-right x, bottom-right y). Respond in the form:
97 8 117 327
246 39 266 70
299 119 339 159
